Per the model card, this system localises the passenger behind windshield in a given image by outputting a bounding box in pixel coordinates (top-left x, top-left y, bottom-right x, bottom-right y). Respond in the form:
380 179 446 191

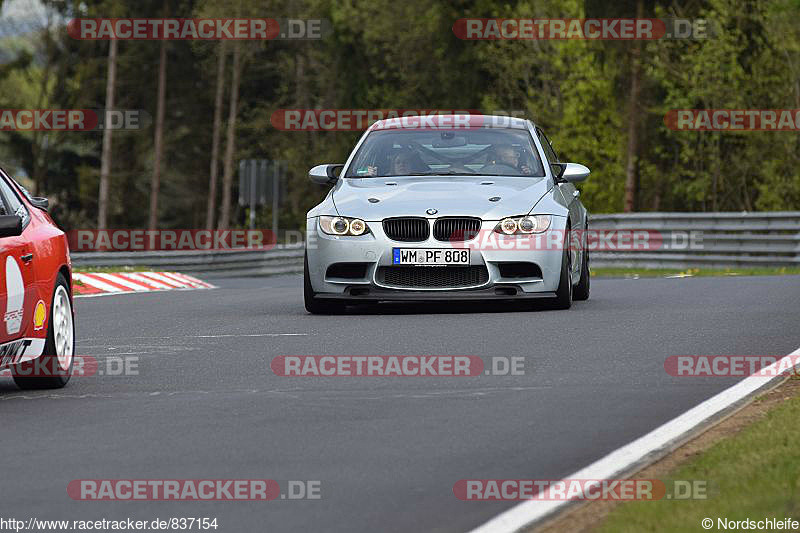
482 145 533 175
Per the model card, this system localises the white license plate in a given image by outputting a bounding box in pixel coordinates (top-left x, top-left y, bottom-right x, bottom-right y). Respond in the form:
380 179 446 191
392 248 470 265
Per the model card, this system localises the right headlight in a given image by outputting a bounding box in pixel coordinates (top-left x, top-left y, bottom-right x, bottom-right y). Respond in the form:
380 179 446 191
493 215 551 235
319 216 371 236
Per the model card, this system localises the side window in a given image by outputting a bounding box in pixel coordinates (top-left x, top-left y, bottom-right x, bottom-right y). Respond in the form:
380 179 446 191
0 175 30 226
536 128 559 164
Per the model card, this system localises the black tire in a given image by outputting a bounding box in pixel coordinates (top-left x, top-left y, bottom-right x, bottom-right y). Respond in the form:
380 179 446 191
551 232 573 310
304 252 345 314
13 273 74 389
573 248 590 301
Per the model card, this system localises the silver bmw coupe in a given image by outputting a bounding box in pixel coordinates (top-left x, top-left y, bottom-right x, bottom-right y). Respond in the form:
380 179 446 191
304 114 591 313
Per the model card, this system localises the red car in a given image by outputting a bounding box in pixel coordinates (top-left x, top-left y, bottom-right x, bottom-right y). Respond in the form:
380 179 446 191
0 166 74 389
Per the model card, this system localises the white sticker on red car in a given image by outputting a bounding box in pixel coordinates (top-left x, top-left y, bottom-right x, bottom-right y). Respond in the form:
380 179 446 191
0 337 46 368
4 256 24 335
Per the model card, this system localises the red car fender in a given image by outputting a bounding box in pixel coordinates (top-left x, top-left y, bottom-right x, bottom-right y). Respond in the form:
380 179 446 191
7 182 72 358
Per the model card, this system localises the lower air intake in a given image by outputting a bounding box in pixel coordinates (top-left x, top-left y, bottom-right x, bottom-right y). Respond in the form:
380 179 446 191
377 266 489 289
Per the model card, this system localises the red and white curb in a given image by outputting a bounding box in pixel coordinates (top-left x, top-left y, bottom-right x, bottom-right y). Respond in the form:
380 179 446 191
73 272 216 297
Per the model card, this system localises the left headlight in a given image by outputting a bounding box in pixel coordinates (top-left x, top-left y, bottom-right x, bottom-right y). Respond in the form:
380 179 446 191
319 216 371 236
494 215 551 235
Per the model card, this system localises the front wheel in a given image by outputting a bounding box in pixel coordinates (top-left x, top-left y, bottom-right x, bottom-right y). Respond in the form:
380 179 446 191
573 248 590 301
551 235 573 310
13 273 74 389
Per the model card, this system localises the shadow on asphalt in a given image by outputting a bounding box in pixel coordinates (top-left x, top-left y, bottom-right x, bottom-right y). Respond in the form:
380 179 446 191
0 380 26 393
315 300 581 315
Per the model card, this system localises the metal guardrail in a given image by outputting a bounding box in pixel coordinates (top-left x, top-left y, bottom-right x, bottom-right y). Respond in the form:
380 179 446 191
70 212 800 275
589 212 800 269
71 243 305 277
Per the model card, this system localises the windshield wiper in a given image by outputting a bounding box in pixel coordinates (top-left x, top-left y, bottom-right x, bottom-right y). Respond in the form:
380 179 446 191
347 171 478 178
403 170 477 176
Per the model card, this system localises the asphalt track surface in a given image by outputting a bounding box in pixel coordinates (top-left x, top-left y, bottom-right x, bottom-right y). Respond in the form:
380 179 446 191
1 274 798 532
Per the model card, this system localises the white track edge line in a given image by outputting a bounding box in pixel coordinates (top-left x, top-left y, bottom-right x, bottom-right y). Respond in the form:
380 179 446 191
469 344 800 533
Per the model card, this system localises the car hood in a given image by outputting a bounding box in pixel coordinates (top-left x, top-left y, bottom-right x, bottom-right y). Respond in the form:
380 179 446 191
332 176 551 221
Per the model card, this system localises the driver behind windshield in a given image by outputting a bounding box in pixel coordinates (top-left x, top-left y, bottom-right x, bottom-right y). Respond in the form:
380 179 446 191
366 150 427 176
391 152 415 174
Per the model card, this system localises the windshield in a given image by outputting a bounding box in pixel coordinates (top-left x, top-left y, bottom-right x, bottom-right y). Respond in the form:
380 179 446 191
344 128 545 178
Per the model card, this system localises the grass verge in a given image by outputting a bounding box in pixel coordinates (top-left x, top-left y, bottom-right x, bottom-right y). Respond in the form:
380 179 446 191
537 377 800 532
597 377 800 532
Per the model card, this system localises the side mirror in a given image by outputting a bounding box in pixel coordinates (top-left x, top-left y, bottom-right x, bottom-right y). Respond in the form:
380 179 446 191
30 196 49 211
0 215 23 238
552 162 590 183
309 164 344 186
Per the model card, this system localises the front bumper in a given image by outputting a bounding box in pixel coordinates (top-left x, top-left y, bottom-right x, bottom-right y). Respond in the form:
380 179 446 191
316 286 557 301
305 216 568 300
